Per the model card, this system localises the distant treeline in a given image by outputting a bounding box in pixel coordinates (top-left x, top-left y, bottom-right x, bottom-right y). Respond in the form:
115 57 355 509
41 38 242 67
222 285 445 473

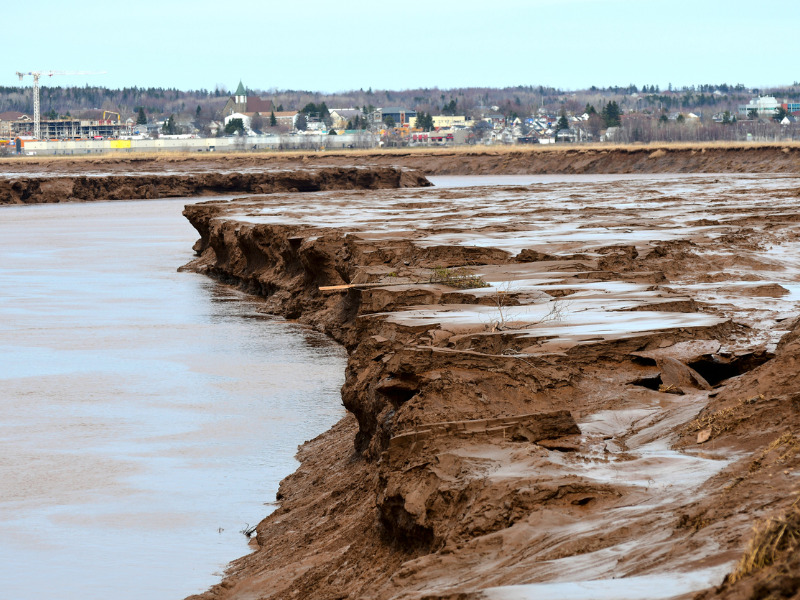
2 82 798 122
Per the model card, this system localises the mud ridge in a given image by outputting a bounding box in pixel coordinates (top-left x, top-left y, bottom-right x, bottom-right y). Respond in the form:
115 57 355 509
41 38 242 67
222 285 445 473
0 166 430 205
181 173 800 600
5 144 800 178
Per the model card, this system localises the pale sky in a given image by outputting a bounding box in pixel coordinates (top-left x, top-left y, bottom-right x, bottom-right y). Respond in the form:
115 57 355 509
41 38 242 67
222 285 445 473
6 0 798 93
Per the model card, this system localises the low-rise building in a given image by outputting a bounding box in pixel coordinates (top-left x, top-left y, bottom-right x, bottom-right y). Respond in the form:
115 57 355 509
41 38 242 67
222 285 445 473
378 107 416 126
783 102 800 115
0 111 28 138
273 111 298 129
738 96 780 117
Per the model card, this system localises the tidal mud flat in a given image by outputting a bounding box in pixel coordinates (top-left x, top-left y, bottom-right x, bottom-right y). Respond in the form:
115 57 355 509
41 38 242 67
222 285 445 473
0 166 429 205
4 142 800 183
181 173 800 600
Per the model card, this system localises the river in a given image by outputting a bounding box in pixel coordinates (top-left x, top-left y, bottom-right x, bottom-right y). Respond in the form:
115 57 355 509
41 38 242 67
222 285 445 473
0 199 346 600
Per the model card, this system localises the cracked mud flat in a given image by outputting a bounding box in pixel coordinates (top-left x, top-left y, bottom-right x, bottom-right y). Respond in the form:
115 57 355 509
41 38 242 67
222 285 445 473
180 172 800 600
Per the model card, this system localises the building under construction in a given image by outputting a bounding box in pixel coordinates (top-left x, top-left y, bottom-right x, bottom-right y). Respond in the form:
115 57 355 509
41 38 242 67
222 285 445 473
2 116 129 140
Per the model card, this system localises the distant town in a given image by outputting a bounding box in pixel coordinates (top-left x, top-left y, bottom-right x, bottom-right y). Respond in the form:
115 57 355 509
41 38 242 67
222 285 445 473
2 80 799 155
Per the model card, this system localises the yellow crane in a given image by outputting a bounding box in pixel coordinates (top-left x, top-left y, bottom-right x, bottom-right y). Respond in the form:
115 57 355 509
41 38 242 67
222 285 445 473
15 70 105 139
102 111 121 123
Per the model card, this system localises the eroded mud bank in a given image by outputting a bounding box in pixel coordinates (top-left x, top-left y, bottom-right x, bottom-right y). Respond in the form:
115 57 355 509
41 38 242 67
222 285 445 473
181 175 800 600
0 167 429 205
4 143 800 180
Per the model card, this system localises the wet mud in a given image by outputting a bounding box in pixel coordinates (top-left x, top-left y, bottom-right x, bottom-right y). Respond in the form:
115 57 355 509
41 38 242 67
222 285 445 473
0 167 430 205
178 173 800 599
4 143 800 182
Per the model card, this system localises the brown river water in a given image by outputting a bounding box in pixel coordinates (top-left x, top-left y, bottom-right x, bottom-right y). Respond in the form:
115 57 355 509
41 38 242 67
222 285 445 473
0 199 346 599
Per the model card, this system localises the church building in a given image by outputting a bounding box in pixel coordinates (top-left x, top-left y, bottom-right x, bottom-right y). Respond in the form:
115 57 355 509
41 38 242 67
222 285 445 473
222 81 275 118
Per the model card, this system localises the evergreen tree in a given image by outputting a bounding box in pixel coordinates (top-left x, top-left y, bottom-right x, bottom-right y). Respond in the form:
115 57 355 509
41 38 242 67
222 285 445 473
224 118 245 135
601 101 621 127
415 112 434 131
557 113 569 130
270 110 277 127
162 114 176 135
442 99 458 115
136 107 147 125
319 102 331 127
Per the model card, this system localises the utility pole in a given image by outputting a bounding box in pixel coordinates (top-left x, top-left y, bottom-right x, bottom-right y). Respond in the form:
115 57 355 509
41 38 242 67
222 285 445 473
15 70 105 139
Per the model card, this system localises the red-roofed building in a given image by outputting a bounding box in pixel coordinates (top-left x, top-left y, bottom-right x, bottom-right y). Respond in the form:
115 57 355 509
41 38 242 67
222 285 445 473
222 81 275 119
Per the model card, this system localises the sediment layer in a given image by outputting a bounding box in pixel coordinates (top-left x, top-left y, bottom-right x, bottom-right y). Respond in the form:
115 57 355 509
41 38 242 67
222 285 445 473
0 166 430 205
181 174 800 599
4 143 800 179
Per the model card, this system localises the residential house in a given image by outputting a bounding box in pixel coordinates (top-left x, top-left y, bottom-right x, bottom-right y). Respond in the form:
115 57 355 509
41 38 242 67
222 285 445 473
329 109 364 129
483 114 506 127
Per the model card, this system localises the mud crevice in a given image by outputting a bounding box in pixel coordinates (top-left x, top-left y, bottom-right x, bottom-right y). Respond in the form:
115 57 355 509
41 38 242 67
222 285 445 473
689 351 775 387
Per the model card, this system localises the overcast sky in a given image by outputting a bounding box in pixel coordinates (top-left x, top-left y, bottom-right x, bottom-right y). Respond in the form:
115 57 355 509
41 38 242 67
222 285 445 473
6 0 798 93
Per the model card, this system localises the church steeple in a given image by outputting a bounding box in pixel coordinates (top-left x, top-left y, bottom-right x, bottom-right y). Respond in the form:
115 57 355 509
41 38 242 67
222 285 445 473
234 80 247 107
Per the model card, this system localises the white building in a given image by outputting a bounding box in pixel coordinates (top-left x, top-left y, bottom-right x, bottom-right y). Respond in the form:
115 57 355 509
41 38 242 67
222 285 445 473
738 96 780 117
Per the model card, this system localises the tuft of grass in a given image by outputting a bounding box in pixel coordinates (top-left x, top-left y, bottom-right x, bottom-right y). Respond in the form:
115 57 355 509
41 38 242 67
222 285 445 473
428 266 489 289
731 498 800 583
687 394 763 439
747 433 800 474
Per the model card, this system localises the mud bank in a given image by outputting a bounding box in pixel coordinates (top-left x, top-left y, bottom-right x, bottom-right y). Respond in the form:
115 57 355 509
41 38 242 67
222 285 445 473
181 175 800 600
0 166 429 205
4 143 800 178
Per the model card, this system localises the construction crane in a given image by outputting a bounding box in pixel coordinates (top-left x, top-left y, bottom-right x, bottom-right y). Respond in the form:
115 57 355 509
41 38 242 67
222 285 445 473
15 70 105 139
102 110 121 123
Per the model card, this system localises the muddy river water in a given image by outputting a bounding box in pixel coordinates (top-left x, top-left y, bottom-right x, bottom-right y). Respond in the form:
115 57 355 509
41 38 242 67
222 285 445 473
0 199 346 599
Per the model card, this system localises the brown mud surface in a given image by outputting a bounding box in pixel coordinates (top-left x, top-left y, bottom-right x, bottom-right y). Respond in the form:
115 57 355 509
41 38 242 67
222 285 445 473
0 166 429 205
2 142 800 183
178 173 800 600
